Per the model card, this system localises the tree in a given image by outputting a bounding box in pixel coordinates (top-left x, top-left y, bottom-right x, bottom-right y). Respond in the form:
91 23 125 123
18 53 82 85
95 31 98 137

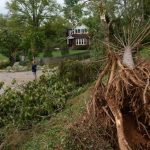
0 14 7 28
0 29 21 63
75 1 150 150
7 0 60 28
43 16 69 49
64 0 83 26
7 0 60 57
82 0 149 60
0 15 23 62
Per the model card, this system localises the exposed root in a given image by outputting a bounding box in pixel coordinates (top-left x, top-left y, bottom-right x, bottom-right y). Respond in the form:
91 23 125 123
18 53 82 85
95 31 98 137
86 51 150 149
67 51 150 150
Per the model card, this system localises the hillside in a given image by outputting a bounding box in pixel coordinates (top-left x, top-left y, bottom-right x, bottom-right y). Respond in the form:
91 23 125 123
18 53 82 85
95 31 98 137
1 86 94 150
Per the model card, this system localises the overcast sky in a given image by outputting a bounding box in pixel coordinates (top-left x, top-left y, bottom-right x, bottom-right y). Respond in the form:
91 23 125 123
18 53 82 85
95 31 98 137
0 0 64 14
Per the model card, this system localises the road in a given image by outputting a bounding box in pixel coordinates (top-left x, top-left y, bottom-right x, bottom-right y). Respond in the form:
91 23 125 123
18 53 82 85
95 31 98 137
0 71 43 94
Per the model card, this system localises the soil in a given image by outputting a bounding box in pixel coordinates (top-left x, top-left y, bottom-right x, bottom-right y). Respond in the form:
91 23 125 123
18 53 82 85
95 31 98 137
124 115 150 149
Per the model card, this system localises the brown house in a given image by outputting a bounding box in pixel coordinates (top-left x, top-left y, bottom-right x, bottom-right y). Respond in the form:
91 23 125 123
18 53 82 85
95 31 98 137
66 25 90 49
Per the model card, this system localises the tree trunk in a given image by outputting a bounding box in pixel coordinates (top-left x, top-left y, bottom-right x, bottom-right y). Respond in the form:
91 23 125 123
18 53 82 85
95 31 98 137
106 59 132 150
123 46 135 69
107 99 132 150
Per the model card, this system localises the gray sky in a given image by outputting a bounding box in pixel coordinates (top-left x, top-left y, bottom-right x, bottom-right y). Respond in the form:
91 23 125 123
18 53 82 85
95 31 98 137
0 0 8 14
0 0 64 14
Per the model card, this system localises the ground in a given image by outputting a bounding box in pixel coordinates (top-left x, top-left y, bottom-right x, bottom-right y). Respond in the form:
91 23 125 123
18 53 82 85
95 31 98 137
38 50 89 57
0 85 93 150
0 70 43 94
0 70 43 86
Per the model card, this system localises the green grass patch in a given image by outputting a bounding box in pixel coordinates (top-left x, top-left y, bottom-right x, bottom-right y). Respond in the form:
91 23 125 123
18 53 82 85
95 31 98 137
38 50 89 58
69 50 89 55
0 54 9 62
0 53 10 69
52 50 62 57
139 47 150 59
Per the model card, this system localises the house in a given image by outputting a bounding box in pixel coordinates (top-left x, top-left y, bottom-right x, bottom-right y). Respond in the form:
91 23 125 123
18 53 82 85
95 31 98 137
66 25 90 49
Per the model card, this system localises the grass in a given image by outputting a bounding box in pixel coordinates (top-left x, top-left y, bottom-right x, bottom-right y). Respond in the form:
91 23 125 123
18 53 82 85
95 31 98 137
52 50 62 57
38 50 89 58
0 54 9 62
0 54 9 69
139 46 150 59
2 85 93 150
69 50 89 55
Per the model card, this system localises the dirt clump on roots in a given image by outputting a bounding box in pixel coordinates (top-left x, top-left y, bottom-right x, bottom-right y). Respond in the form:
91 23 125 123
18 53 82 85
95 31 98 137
68 52 150 150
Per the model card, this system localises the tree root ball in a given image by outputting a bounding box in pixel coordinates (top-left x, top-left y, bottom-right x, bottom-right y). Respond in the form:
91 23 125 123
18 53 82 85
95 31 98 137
69 52 150 150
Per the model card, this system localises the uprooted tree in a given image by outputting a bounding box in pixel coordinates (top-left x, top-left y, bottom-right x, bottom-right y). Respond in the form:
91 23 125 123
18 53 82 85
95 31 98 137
95 0 149 148
68 0 150 149
87 1 150 149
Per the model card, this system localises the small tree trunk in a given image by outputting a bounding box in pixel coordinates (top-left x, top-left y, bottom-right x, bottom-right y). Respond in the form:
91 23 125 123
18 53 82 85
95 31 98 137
106 60 131 150
123 46 135 69
107 100 132 150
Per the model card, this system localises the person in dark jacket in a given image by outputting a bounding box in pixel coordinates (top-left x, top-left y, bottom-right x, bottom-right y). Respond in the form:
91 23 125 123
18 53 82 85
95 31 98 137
32 60 37 80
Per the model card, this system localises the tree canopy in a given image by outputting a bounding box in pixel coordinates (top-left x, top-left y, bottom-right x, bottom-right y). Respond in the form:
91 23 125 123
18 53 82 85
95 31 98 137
0 0 149 61
7 0 60 28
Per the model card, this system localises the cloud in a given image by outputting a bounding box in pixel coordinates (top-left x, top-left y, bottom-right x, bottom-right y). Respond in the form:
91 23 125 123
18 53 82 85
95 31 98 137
0 0 8 14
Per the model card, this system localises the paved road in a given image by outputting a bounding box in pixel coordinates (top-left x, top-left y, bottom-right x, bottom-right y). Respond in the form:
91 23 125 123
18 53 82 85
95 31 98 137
0 71 43 86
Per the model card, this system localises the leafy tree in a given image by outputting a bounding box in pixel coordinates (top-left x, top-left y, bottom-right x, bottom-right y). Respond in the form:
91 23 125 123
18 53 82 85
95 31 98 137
0 14 7 28
0 29 21 63
143 0 150 21
7 0 61 57
7 0 60 28
0 15 23 62
64 0 83 25
81 0 150 60
43 16 69 50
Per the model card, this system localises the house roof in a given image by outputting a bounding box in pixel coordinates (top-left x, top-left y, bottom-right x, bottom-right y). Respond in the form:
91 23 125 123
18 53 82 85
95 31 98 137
66 25 88 32
74 25 88 29
67 35 74 39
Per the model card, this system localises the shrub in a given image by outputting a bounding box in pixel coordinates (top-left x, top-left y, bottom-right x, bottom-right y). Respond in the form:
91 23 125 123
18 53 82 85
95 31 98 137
61 48 69 56
19 60 30 66
0 61 10 69
0 54 10 69
59 60 103 86
0 70 76 128
74 45 88 50
43 50 53 57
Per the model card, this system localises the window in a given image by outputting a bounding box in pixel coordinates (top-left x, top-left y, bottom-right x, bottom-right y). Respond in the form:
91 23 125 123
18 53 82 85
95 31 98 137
81 29 84 33
76 38 87 45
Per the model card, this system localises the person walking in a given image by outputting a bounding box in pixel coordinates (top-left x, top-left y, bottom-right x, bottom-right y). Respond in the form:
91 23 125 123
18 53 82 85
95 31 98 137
32 60 37 80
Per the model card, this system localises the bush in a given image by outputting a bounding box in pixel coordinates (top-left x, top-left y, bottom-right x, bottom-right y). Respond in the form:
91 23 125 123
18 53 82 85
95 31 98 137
59 60 103 86
0 70 76 128
19 60 30 66
74 45 88 50
0 54 10 69
43 50 53 57
0 61 10 69
61 48 69 56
